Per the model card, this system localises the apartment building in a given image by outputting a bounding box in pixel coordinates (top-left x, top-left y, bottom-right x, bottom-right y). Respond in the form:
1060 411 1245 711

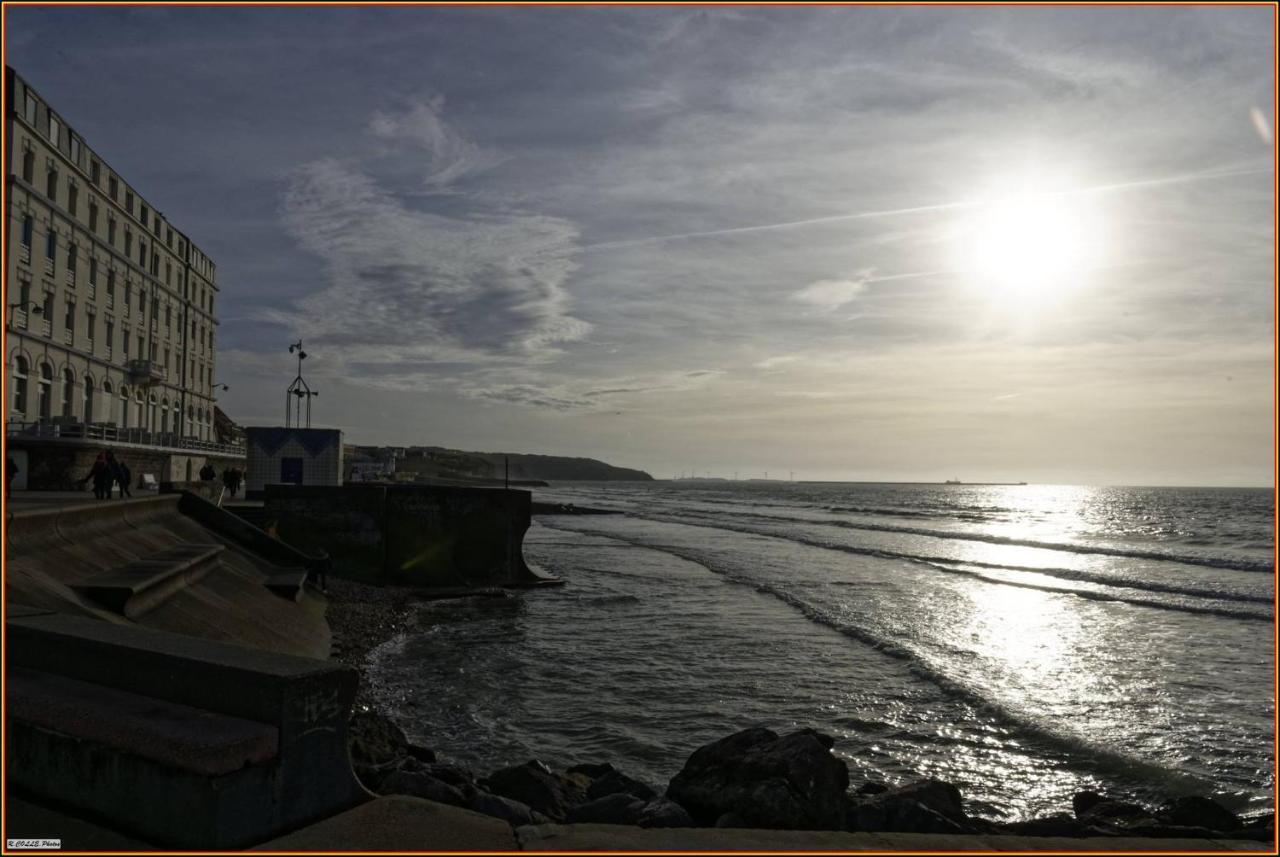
5 67 224 443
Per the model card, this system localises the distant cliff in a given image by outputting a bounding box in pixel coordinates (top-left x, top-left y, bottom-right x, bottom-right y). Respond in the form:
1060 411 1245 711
391 447 653 482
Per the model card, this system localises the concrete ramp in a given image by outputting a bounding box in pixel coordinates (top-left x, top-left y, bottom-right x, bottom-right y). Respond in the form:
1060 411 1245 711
5 494 331 659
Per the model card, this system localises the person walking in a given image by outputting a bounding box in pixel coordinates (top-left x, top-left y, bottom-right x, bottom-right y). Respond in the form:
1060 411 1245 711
116 459 132 499
229 466 243 498
6 454 17 501
199 462 216 482
221 466 234 498
104 451 120 499
80 452 108 499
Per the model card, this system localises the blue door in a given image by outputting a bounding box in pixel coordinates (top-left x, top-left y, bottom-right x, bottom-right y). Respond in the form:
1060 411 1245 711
280 457 304 485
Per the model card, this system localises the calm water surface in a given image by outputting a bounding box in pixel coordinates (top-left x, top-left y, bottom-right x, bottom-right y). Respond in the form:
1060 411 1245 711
366 482 1275 820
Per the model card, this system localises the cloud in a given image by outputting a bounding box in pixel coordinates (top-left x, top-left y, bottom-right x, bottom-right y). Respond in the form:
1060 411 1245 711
369 95 506 187
792 274 871 309
460 368 724 412
281 153 590 373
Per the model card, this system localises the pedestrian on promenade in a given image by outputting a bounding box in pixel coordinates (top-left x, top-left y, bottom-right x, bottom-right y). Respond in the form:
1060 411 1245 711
199 462 216 482
104 451 121 499
229 467 243 498
6 455 17 500
81 452 112 500
116 459 132 499
221 466 235 498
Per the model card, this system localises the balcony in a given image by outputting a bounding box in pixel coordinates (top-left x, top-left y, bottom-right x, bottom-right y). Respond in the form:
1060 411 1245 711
14 309 28 329
125 359 165 386
41 317 52 337
64 269 75 287
62 329 73 346
7 420 245 456
106 293 114 309
44 259 54 276
19 244 31 265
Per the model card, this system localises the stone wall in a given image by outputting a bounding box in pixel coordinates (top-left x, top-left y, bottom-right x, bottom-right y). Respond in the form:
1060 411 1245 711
264 484 540 587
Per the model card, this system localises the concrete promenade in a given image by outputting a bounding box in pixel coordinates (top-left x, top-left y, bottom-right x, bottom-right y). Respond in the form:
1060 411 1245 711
10 794 1270 852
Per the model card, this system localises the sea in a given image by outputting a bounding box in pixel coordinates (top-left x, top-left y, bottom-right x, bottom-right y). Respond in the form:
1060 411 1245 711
364 481 1276 821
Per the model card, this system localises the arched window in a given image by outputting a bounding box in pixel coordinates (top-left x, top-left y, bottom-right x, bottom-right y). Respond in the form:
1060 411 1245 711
187 404 194 436
83 376 94 424
22 149 33 183
120 385 130 428
172 402 181 439
61 368 75 418
38 364 53 420
11 357 29 415
134 388 144 430
160 397 170 434
148 392 159 432
101 380 114 424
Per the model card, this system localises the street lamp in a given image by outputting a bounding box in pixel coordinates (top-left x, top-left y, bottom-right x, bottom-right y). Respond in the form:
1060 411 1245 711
212 383 230 392
7 301 43 325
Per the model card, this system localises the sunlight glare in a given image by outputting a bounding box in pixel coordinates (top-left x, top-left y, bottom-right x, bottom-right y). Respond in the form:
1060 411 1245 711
956 176 1105 309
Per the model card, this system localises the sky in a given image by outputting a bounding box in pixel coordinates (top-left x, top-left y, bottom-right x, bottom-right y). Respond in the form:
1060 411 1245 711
5 5 1274 486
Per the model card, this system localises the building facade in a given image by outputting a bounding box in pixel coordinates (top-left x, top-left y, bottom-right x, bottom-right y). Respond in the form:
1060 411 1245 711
6 67 226 459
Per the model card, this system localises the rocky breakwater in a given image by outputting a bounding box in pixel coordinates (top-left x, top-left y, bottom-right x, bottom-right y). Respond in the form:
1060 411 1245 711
350 721 1275 842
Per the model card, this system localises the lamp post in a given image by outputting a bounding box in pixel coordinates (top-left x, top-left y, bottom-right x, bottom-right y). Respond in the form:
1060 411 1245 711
6 301 44 326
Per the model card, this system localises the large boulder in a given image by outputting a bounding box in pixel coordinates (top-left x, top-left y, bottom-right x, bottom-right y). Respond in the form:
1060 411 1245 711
1001 813 1099 838
1072 792 1154 827
468 790 549 826
666 727 850 830
568 762 657 802
847 779 971 834
566 793 648 825
348 711 410 768
638 797 697 828
483 759 589 821
379 769 469 808
1156 796 1241 832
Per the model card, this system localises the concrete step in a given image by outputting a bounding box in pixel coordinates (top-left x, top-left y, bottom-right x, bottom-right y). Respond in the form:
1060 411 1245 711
72 544 226 619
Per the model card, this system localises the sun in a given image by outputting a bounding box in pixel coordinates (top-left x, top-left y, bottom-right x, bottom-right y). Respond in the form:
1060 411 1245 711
957 181 1103 308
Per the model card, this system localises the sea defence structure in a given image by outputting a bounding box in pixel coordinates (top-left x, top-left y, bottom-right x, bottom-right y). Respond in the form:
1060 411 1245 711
5 491 332 658
262 483 555 588
6 607 367 848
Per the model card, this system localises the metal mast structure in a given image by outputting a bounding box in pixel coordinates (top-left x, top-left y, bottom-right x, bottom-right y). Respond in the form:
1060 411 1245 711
285 340 319 428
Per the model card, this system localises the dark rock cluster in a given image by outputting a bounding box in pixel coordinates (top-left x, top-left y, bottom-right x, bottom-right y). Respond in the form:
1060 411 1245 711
349 717 1275 840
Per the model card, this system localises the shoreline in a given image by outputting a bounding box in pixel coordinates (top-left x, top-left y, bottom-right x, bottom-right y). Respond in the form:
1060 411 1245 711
322 580 1274 844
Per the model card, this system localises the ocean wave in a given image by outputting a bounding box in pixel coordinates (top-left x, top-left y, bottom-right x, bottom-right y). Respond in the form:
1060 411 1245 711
670 507 1275 574
543 521 1218 799
632 510 1273 607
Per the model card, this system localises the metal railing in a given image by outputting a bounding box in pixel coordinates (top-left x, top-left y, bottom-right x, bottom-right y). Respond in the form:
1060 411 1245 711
6 419 246 455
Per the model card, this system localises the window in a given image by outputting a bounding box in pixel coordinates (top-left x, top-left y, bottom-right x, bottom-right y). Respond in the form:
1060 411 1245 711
165 305 171 327
165 261 172 285
151 252 158 276
21 215 33 247
86 310 96 348
83 376 94 423
120 386 130 428
166 228 173 248
62 369 75 418
153 218 160 238
89 258 97 285
89 201 98 231
22 149 33 182
64 299 75 339
124 283 132 315
125 230 132 256
38 364 53 420
122 328 129 359
68 183 78 217
24 92 37 125
46 168 57 201
42 293 54 334
137 335 144 359
66 243 77 273
101 381 113 423
164 347 170 371
106 320 114 358
140 205 149 227
48 115 61 148
106 269 115 304
139 240 146 266
45 229 56 261
91 159 100 184
17 281 31 327
108 218 116 245
109 176 118 200
125 191 134 214
12 357 29 415
71 136 81 164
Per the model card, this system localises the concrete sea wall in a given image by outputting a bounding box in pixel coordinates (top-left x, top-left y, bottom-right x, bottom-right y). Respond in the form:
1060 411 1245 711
264 484 546 588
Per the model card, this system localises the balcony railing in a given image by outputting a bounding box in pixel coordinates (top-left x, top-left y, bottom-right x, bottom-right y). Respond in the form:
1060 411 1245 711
19 244 31 264
6 420 245 455
14 309 28 329
125 359 165 385
44 259 54 276
62 328 73 346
